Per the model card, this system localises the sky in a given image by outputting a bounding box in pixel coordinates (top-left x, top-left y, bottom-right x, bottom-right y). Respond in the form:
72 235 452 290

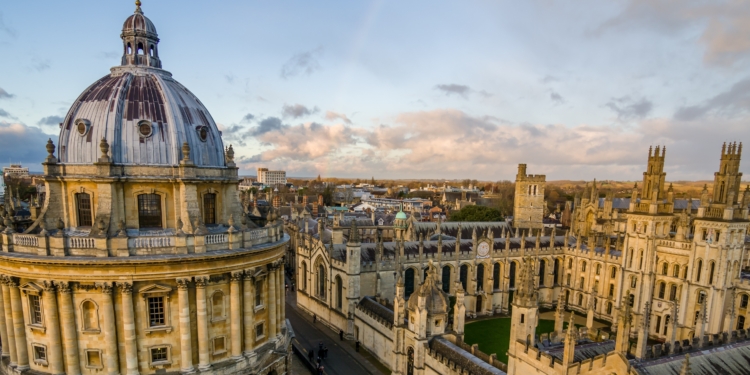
0 0 749 181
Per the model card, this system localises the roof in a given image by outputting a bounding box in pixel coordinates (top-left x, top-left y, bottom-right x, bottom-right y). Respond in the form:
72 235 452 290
357 296 394 323
412 221 512 239
429 336 506 375
545 340 615 363
595 198 700 210
634 339 750 375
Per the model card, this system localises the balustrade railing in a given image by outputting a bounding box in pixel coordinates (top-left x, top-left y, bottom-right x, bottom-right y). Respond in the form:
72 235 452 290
14 234 38 247
206 234 228 245
134 237 172 248
69 237 95 249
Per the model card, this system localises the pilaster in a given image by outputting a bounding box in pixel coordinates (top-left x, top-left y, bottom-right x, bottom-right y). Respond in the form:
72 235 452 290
42 281 64 375
176 278 195 373
230 272 244 359
121 282 140 375
98 282 120 375
58 281 80 375
195 277 211 371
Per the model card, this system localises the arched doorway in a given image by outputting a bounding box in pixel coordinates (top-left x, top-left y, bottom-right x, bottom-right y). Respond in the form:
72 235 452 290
405 268 415 299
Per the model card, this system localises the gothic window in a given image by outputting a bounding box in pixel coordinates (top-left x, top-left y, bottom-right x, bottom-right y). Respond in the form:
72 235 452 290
662 262 668 275
696 260 703 282
492 263 500 290
741 295 749 309
673 264 680 277
301 262 307 291
577 294 583 306
553 259 560 285
639 250 644 270
655 316 662 334
607 302 613 315
628 249 634 268
203 193 217 225
670 285 677 301
566 274 571 287
443 266 452 293
460 265 469 291
658 282 665 299
708 262 715 284
539 260 546 286
694 311 700 326
137 193 162 229
405 268 415 299
476 264 484 291
568 259 573 269
407 347 414 375
211 291 225 321
595 263 601 276
683 266 689 279
579 277 584 289
664 315 670 335
581 261 587 272
631 276 637 288
255 280 263 307
75 193 93 227
317 264 327 299
738 316 746 330
335 276 343 310
609 284 615 297
611 267 617 278
698 291 706 304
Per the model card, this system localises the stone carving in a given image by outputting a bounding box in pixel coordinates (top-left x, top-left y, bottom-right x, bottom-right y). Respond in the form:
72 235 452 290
97 282 114 294
194 276 209 288
230 272 244 282
121 282 133 294
57 281 71 294
42 280 56 292
176 278 191 289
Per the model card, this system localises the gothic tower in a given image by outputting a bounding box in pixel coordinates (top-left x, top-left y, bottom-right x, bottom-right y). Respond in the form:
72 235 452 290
513 164 545 230
641 145 666 201
507 257 539 373
712 142 743 205
345 220 361 339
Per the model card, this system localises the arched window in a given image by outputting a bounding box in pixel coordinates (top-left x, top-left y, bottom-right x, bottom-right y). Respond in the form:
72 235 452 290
553 259 560 285
476 264 485 291
579 277 584 289
493 263 500 290
149 45 155 57
628 249 634 268
203 193 217 225
683 266 689 279
127 43 132 54
568 259 573 269
696 260 703 282
738 316 746 330
595 263 601 276
639 250 644 269
211 291 225 320
577 294 583 306
697 291 706 304
407 347 414 375
508 262 516 289
708 262 715 284
609 283 615 297
405 268 415 299
741 294 749 309
539 259 546 286
611 267 617 278
81 300 98 331
317 264 326 298
75 192 93 227
581 261 587 272
137 193 162 229
137 42 144 55
566 274 571 286
606 302 612 315
335 276 343 309
442 266 451 293
662 262 668 275
460 265 469 291
673 264 680 277
655 315 662 334
670 284 677 301
658 282 665 299
301 262 307 291
663 315 670 335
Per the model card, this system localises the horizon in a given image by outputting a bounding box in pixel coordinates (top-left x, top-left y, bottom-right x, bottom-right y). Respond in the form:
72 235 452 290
1 1 749 180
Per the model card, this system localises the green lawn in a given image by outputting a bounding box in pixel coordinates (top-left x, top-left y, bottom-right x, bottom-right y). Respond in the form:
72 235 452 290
464 318 563 365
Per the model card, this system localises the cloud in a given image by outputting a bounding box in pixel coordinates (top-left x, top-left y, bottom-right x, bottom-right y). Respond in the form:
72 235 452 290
249 117 286 137
30 58 51 72
242 119 357 163
325 111 352 124
225 74 236 84
0 87 13 99
0 108 16 120
591 0 750 67
282 103 318 119
605 96 653 120
0 122 52 168
280 47 323 79
540 75 560 83
241 113 255 123
435 84 492 99
37 115 64 126
550 91 565 104
0 13 16 38
673 77 750 121
99 51 119 59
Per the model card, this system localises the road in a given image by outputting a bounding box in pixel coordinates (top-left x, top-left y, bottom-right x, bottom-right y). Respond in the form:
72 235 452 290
285 277 388 375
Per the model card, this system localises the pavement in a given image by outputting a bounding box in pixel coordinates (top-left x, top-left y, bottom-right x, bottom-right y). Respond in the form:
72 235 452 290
285 275 388 375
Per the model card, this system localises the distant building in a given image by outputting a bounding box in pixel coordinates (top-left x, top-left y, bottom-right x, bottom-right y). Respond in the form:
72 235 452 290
257 167 287 185
2 164 29 178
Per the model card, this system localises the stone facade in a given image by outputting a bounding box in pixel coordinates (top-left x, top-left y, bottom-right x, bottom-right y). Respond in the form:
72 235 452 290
513 164 545 230
0 3 292 374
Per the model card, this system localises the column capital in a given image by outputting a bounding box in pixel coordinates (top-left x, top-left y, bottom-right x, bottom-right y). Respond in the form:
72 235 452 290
195 276 209 288
230 271 244 283
176 278 191 290
4 276 18 288
96 282 113 294
120 282 133 295
42 280 56 292
57 281 72 294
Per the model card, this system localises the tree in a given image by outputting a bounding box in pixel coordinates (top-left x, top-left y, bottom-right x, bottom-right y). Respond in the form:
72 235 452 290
322 185 334 206
449 205 503 222
371 176 375 185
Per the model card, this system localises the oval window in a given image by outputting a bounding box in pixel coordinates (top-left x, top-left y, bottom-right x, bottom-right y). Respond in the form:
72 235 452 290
75 119 91 136
77 122 87 135
198 126 208 142
138 121 153 138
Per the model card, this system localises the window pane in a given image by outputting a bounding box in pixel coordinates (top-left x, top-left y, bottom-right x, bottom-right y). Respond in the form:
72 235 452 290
29 295 42 324
76 193 93 227
203 193 217 225
148 297 165 327
138 194 162 229
151 347 167 362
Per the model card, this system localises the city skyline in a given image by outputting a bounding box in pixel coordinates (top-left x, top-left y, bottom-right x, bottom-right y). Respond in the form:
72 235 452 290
1 0 749 180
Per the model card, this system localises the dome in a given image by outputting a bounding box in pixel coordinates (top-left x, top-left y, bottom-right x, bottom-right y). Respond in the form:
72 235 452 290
57 1 225 167
395 210 407 220
406 263 449 315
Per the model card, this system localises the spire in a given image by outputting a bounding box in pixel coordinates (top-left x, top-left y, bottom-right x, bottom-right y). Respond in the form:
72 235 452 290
135 0 143 14
680 354 692 375
347 219 360 245
563 313 577 365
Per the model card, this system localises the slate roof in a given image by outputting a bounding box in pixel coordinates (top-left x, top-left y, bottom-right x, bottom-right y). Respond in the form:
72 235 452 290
595 198 701 211
429 336 507 375
412 221 512 239
545 340 615 363
357 296 394 323
634 339 750 375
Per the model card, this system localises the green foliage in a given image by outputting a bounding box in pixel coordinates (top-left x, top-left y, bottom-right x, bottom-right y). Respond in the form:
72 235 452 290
322 185 334 206
449 205 503 222
464 318 557 365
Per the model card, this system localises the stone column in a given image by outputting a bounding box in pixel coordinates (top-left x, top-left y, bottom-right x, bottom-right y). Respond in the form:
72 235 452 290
1 278 17 366
279 264 286 333
42 281 64 374
230 272 243 359
268 266 277 338
58 282 81 375
243 273 255 356
98 282 120 375
176 278 195 373
120 283 139 375
0 278 10 358
8 278 29 370
195 277 210 371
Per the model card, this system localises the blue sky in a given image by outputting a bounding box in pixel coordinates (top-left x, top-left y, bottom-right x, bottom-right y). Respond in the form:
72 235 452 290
1 0 749 180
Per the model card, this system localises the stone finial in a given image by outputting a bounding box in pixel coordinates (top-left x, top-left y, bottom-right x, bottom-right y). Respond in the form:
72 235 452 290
227 214 236 233
39 219 48 236
680 354 692 375
45 138 57 164
226 144 236 167
135 0 143 13
176 218 185 236
181 142 193 165
117 220 128 237
55 218 65 237
100 137 110 158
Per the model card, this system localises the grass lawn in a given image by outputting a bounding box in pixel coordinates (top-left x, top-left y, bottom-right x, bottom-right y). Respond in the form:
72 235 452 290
464 318 565 365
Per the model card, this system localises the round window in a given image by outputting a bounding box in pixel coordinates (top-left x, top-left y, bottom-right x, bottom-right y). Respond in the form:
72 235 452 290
75 119 90 136
198 126 208 142
138 121 153 138
77 122 87 135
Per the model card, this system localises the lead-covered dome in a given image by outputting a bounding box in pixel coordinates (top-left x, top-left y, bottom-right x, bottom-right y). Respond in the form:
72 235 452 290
57 1 225 167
